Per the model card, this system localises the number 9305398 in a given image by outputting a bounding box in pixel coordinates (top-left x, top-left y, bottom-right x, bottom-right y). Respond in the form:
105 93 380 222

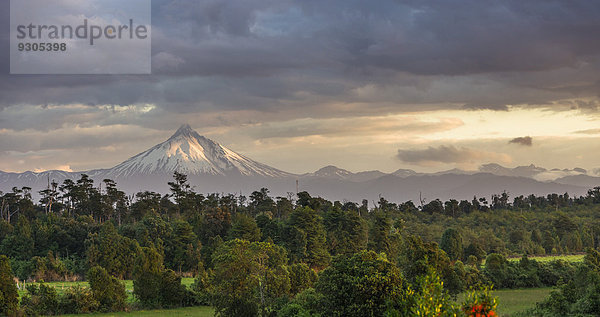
17 42 67 52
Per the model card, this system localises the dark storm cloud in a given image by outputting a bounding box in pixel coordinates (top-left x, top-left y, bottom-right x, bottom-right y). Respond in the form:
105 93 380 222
396 145 507 164
509 136 533 146
1 0 600 130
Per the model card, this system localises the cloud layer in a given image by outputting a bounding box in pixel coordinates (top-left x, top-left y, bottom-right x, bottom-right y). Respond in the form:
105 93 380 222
396 145 511 166
1 1 600 172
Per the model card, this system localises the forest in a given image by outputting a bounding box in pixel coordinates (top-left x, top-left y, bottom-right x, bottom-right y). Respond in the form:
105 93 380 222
1 172 600 316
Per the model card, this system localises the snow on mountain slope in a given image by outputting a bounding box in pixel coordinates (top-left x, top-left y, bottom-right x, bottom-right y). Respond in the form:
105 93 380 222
105 125 293 178
311 166 353 179
301 166 385 182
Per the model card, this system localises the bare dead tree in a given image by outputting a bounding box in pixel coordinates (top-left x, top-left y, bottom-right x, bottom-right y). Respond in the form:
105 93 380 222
1 200 19 223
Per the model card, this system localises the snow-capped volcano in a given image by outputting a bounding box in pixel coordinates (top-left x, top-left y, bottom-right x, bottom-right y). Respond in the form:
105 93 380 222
106 125 292 178
1 125 599 202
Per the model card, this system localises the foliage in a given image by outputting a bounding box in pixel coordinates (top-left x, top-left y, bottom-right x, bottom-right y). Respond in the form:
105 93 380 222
229 214 261 242
288 263 317 296
315 250 403 317
511 248 600 316
86 222 141 279
133 246 164 308
30 251 71 282
210 239 290 317
278 288 323 317
191 264 211 305
399 235 462 295
440 228 463 261
482 253 576 289
408 269 461 317
5 174 600 315
21 283 60 316
166 220 201 273
323 208 367 256
87 266 127 312
461 286 498 317
0 255 19 316
288 207 330 269
367 211 400 260
58 285 99 314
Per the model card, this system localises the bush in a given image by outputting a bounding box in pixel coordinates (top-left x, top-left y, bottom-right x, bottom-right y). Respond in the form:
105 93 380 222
409 269 461 317
525 249 600 316
278 288 323 317
0 255 19 316
440 228 463 261
191 265 211 305
31 251 70 282
87 266 127 312
58 285 99 314
288 263 317 295
461 286 498 317
316 250 403 317
132 247 163 308
20 283 60 316
133 247 188 308
9 259 33 281
210 239 290 317
158 269 187 308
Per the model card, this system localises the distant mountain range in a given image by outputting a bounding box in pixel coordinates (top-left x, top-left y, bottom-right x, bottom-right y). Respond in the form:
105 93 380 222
1 125 599 204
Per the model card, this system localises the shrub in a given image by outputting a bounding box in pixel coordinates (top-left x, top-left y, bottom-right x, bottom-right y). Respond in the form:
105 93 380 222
483 253 508 287
133 247 188 308
21 283 60 316
288 263 317 295
440 228 463 261
316 250 403 317
278 288 323 317
191 265 211 305
58 285 99 314
87 266 127 312
158 269 187 308
210 239 290 317
527 249 600 316
31 251 70 282
409 269 461 317
461 286 498 317
0 255 19 316
132 247 163 308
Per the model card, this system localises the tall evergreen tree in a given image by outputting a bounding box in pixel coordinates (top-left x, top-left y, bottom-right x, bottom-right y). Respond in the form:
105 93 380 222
288 207 330 269
440 228 463 261
0 255 18 316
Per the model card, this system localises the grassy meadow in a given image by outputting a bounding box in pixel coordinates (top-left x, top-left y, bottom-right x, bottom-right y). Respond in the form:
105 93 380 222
19 277 554 316
456 287 553 317
17 278 196 303
493 287 553 316
506 254 584 263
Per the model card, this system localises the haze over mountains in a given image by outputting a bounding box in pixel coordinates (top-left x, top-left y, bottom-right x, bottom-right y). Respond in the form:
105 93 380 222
1 125 599 204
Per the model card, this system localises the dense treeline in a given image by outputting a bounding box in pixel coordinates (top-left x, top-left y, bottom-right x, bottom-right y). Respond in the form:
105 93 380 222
0 172 599 315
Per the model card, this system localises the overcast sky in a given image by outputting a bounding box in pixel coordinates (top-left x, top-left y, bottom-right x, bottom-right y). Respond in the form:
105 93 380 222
2 0 600 174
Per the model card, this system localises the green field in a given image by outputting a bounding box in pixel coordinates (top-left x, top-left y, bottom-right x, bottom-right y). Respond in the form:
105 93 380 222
55 287 552 317
59 306 214 317
494 287 553 316
22 279 552 317
17 278 196 303
457 287 553 317
506 254 584 263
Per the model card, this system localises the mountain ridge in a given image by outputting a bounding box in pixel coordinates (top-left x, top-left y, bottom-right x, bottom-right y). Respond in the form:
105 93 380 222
1 125 599 202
